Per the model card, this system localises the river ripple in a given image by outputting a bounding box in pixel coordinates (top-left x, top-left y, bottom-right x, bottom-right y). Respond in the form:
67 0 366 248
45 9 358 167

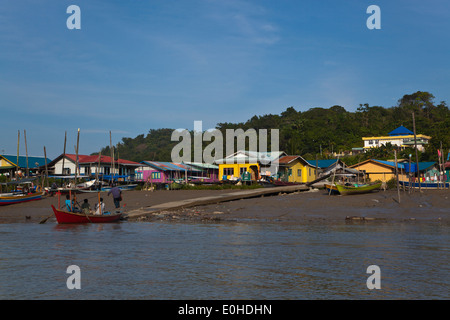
0 221 448 299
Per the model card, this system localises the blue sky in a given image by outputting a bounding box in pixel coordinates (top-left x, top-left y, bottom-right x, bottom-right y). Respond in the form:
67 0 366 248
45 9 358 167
1 0 449 159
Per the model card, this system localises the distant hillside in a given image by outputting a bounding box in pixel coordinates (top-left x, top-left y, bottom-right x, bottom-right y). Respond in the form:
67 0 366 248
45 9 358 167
97 91 449 165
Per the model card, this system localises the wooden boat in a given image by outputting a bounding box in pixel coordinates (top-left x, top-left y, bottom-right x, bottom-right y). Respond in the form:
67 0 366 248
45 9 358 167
0 192 45 206
335 182 382 195
324 183 339 195
101 184 138 192
265 176 301 186
50 205 122 224
399 180 450 189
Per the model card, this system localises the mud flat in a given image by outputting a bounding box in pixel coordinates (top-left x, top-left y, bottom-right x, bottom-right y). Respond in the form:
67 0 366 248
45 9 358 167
1 187 448 225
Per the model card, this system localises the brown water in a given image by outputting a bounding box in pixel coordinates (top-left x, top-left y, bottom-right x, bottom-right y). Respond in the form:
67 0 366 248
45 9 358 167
0 220 448 299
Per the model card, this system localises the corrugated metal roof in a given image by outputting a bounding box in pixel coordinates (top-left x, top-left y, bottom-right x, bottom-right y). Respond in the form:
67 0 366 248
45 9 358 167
183 162 219 169
1 155 52 168
215 150 286 164
306 159 340 168
64 154 141 166
141 161 201 172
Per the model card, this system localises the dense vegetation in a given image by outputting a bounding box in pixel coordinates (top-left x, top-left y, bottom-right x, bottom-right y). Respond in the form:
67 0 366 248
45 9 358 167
98 91 449 165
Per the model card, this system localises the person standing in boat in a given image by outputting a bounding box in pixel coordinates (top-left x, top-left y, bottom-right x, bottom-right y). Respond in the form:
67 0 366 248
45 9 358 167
107 184 122 209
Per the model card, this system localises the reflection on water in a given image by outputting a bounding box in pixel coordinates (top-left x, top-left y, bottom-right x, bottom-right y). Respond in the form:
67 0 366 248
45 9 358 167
0 220 448 299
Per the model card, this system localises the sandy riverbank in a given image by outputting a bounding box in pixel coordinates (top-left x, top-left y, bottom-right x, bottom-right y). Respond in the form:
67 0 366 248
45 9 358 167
1 187 449 224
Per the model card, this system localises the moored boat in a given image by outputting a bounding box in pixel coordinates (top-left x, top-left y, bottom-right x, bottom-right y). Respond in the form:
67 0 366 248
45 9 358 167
324 183 339 194
101 184 138 192
0 192 45 206
399 180 450 189
335 182 382 195
50 205 122 224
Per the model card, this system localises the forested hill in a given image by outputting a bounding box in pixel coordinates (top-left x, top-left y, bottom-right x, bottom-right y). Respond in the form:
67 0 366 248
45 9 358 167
98 91 449 165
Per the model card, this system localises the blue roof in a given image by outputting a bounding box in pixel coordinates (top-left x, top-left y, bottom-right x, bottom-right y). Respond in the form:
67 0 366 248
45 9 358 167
1 155 52 168
388 126 414 136
372 159 436 172
402 162 437 173
306 159 340 168
372 159 404 169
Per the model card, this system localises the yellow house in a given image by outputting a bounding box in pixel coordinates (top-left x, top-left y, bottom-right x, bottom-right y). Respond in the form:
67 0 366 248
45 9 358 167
362 126 431 152
218 163 260 181
349 159 407 182
215 150 285 181
277 156 317 183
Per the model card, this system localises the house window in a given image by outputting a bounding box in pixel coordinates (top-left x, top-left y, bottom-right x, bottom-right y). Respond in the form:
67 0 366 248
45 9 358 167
309 168 311 176
369 140 373 145
151 172 161 179
239 167 247 176
223 168 234 176
288 169 292 176
297 169 302 177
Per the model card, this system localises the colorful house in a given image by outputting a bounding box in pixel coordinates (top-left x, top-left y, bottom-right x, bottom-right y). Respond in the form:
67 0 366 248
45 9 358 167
215 150 286 181
183 162 219 183
306 159 363 181
45 154 141 180
349 159 406 182
0 154 52 177
362 126 431 152
136 161 202 184
348 159 438 183
277 155 318 183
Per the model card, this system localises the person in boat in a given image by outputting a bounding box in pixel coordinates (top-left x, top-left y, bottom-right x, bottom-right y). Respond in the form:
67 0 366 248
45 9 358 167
65 194 81 212
81 199 91 214
107 184 122 209
65 195 73 211
94 198 105 215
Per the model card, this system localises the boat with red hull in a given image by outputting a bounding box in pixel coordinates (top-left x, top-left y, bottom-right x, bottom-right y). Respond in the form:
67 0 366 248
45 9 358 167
51 205 122 224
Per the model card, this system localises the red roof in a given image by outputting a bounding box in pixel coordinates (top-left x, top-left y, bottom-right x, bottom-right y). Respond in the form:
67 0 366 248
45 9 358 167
278 155 301 164
64 154 141 166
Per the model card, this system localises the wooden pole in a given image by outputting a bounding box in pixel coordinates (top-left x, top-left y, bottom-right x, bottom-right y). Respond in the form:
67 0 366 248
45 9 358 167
110 131 113 184
409 154 412 194
75 128 80 185
16 130 20 178
62 131 67 176
44 146 49 189
96 151 101 189
328 157 339 196
412 112 421 192
315 155 318 181
394 149 400 203
24 130 29 177
441 142 445 189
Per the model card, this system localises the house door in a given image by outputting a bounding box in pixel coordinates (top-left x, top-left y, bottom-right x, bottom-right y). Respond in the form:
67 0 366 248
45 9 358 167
249 165 259 181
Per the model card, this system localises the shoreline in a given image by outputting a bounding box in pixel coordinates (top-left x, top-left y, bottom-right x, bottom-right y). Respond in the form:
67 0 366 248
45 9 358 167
0 187 449 225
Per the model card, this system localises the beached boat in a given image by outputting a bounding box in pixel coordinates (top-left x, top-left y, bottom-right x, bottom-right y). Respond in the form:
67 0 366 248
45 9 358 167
399 180 450 189
0 192 45 206
335 182 382 195
50 205 122 224
101 184 138 192
324 183 339 194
